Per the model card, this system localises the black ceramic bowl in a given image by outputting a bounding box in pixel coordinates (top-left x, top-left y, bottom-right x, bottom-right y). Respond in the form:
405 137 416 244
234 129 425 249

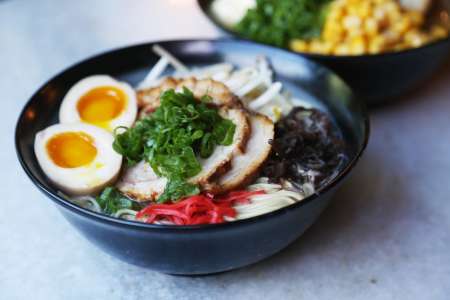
198 0 450 105
16 39 369 275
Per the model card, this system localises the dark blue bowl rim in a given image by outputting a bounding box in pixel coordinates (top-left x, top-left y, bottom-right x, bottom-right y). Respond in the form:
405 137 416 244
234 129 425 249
15 38 370 231
197 0 450 59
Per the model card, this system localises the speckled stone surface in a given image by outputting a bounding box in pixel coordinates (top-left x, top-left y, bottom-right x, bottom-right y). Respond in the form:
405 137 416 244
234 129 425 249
2 0 450 299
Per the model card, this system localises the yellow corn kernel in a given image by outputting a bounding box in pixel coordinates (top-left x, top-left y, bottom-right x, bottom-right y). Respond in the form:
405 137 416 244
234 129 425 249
291 0 449 55
383 2 399 12
323 25 345 43
357 2 372 19
309 40 333 55
388 13 402 26
323 17 345 37
364 17 379 36
333 0 347 9
290 39 309 52
350 31 366 41
347 5 359 17
349 36 367 55
333 44 351 55
393 17 412 35
328 6 345 22
343 15 362 30
368 36 386 54
373 8 389 29
404 30 428 47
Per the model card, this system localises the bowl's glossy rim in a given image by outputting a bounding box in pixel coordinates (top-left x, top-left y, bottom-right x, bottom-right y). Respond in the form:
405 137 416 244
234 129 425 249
15 38 370 231
197 0 450 59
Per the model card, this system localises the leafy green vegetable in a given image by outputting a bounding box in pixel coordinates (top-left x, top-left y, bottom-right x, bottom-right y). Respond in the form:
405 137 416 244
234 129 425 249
213 119 236 145
157 179 200 204
235 0 331 48
113 126 145 165
113 87 236 202
96 187 140 214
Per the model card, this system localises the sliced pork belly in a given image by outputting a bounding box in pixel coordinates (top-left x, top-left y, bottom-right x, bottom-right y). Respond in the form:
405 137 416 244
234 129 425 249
138 77 240 119
188 107 250 185
211 113 274 193
137 77 178 108
175 77 239 107
116 161 167 202
116 108 250 202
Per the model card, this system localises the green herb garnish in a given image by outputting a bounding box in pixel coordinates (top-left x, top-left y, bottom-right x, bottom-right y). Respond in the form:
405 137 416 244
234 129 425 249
96 187 140 214
235 0 331 48
112 87 236 202
157 179 200 204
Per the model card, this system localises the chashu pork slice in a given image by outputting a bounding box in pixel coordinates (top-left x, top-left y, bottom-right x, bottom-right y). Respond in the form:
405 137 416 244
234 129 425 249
138 77 240 118
116 108 251 202
137 77 178 108
210 113 274 193
175 77 239 107
188 107 250 185
116 161 167 202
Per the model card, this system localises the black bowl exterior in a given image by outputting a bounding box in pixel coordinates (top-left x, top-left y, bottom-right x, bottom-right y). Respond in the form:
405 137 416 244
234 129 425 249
16 39 369 275
58 192 334 274
310 40 450 105
198 0 450 105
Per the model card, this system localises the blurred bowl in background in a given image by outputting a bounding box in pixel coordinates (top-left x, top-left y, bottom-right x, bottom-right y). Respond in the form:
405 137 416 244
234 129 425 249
198 0 450 105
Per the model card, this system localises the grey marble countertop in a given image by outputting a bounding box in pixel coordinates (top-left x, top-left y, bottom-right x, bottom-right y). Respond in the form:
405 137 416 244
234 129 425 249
2 0 450 299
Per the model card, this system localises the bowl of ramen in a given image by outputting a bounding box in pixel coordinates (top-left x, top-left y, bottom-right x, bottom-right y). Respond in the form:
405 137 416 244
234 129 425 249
200 0 450 104
16 39 369 275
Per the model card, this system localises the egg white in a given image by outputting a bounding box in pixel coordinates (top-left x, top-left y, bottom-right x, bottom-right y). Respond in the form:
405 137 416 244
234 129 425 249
59 75 137 131
34 123 122 195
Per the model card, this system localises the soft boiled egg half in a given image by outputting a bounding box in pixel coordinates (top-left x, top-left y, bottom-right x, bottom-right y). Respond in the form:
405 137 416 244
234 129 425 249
59 75 137 131
34 123 122 195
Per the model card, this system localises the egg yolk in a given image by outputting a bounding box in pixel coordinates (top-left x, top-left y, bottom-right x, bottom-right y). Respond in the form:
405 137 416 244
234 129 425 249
46 132 97 168
77 86 126 129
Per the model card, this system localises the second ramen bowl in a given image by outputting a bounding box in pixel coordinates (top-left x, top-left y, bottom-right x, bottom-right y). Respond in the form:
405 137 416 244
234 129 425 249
198 0 450 105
